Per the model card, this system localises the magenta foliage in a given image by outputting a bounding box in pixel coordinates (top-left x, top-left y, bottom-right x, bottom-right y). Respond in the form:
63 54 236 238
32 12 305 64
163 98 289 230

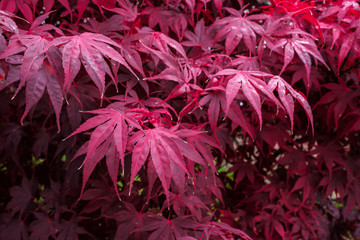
0 0 360 239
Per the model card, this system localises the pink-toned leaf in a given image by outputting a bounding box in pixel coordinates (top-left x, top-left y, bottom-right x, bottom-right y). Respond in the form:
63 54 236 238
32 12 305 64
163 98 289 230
44 62 63 132
15 0 33 23
209 221 252 240
104 0 138 22
216 70 279 128
17 35 48 97
60 37 81 92
77 0 90 23
48 33 136 95
269 76 313 133
214 13 264 54
280 42 295 75
130 127 211 201
338 34 354 72
66 108 141 198
20 65 46 125
0 10 20 37
57 0 72 21
0 0 17 12
79 41 106 95
43 0 54 12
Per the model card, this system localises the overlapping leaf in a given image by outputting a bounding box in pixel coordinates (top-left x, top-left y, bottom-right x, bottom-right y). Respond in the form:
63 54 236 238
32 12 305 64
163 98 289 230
14 34 49 96
215 69 280 128
198 82 254 139
111 201 150 240
214 8 264 54
198 216 252 240
129 126 212 201
14 0 36 23
271 36 328 81
134 31 188 60
268 75 314 133
66 107 141 198
22 62 63 131
104 0 138 22
0 34 64 130
0 10 20 37
182 19 217 52
134 215 196 240
47 32 136 96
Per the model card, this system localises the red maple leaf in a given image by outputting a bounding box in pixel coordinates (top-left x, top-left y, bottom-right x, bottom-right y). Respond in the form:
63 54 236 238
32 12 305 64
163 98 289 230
48 32 136 96
129 126 213 201
268 75 314 133
214 7 265 54
65 107 142 198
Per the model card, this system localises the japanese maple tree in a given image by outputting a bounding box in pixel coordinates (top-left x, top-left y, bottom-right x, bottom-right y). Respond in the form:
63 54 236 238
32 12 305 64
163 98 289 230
0 0 359 239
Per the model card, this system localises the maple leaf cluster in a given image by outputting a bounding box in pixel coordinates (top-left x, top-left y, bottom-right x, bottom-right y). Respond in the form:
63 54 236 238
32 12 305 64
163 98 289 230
0 0 359 239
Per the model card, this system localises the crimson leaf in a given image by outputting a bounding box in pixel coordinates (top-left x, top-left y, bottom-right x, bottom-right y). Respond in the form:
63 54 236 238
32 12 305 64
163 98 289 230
48 32 136 96
268 75 314 133
129 126 211 201
65 107 141 198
